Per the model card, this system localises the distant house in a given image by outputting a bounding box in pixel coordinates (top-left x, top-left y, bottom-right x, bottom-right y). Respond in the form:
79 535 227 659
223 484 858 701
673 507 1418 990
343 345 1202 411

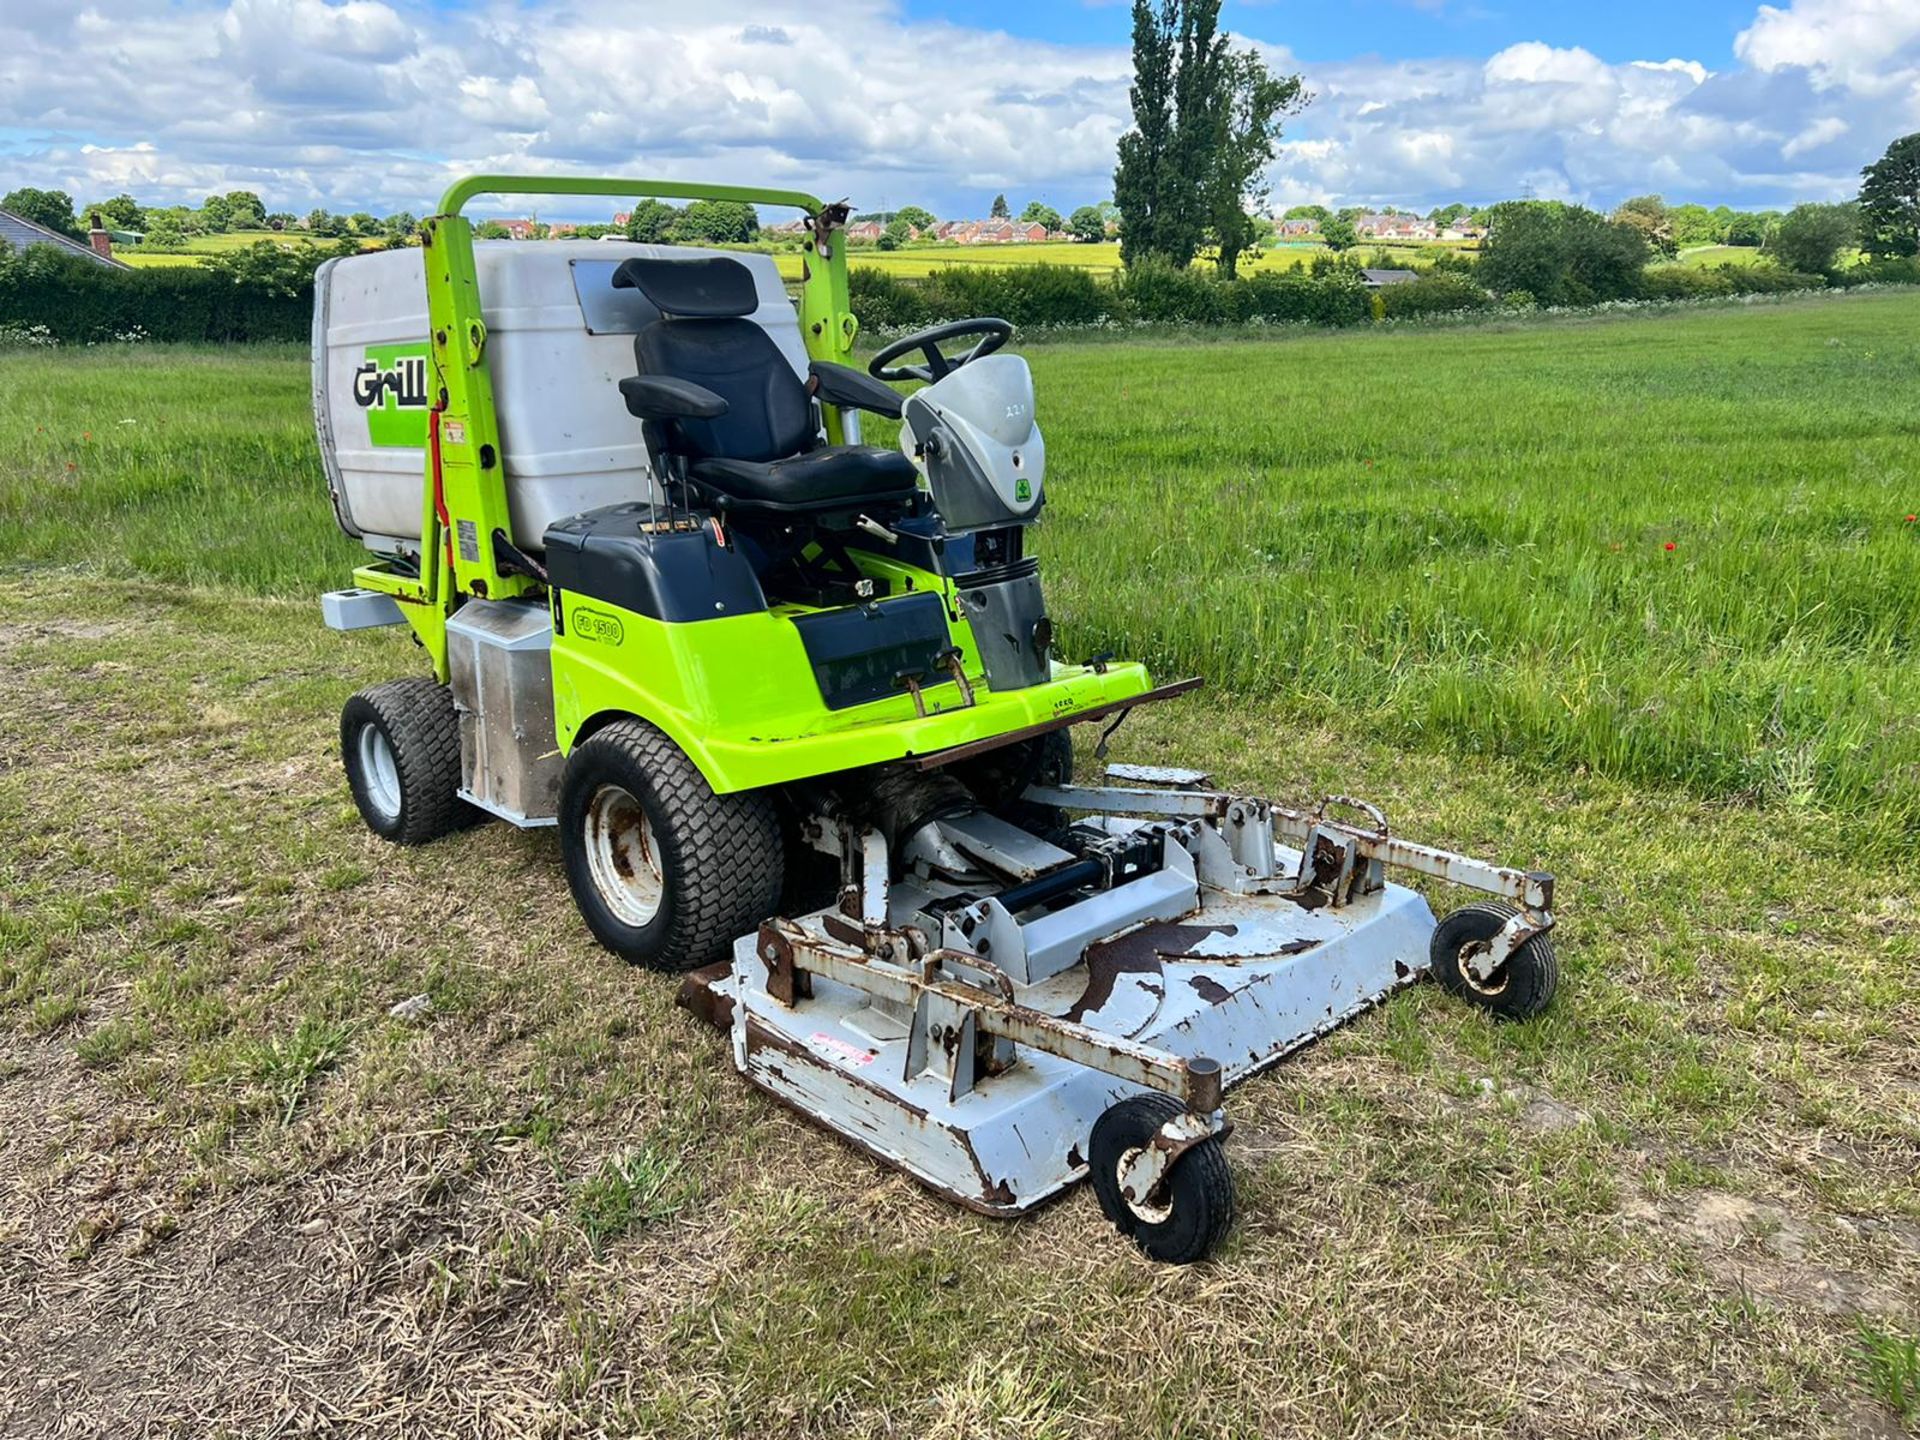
1360 269 1419 289
1276 219 1318 238
1355 213 1438 241
0 208 130 269
493 219 539 240
845 220 886 242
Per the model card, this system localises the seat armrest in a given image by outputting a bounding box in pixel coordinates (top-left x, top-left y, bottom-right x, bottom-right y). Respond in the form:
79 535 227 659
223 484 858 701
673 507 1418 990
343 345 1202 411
807 361 904 420
619 375 729 422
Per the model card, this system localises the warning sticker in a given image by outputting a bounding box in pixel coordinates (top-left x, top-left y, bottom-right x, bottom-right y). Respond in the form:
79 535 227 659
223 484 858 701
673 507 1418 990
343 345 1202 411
809 1031 877 1069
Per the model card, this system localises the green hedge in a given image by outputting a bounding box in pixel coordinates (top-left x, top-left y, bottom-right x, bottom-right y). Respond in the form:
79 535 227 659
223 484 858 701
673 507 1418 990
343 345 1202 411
1638 261 1829 301
1376 272 1495 318
849 259 1373 331
0 242 313 342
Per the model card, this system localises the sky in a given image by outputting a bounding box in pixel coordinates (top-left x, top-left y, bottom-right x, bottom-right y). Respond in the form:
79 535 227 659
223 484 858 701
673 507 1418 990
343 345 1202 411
1 0 1916 223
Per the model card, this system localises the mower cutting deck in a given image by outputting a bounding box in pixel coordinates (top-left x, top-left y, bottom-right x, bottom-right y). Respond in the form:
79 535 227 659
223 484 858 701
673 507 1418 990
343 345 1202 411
315 174 1562 1264
680 761 1556 1261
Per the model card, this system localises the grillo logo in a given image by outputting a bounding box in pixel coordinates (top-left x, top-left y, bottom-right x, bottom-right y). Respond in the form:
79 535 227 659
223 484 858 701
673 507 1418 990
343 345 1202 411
353 354 428 411
570 606 625 646
353 342 432 448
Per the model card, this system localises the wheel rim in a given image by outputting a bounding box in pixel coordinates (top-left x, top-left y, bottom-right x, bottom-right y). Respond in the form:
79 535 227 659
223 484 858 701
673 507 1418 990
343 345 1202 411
357 722 402 823
1456 940 1513 997
585 784 665 927
1116 1145 1174 1224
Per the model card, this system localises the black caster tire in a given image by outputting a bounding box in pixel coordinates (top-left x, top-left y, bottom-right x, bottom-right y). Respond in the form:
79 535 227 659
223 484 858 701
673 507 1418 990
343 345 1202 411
559 717 784 972
1430 901 1558 1021
340 677 476 845
1088 1092 1235 1265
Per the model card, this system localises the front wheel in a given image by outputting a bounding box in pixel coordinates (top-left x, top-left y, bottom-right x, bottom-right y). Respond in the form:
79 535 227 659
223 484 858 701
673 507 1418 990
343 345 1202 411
559 718 784 972
1088 1092 1236 1265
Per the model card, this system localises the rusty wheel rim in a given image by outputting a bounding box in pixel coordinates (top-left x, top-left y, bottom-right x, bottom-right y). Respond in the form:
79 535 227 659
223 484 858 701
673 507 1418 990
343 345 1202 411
585 784 664 927
1457 941 1513 997
1116 1146 1174 1225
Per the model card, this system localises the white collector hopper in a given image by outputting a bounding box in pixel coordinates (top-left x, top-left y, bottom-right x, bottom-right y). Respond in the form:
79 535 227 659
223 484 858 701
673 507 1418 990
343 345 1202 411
311 241 805 553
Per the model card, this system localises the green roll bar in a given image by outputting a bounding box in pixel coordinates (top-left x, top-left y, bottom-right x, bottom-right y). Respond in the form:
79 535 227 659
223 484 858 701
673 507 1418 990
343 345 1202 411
351 174 858 678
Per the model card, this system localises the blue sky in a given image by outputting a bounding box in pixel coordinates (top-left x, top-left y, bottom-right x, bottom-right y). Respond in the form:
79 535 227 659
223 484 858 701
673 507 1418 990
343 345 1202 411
2 0 1916 221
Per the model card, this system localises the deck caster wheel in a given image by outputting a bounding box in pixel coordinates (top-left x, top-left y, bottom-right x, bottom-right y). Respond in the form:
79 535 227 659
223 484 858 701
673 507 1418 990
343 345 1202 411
559 717 784 972
1088 1093 1235 1265
340 677 475 845
1430 901 1558 1021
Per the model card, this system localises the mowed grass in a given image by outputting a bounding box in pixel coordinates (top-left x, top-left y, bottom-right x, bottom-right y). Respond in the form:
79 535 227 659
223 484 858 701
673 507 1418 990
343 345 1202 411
1 297 1917 1435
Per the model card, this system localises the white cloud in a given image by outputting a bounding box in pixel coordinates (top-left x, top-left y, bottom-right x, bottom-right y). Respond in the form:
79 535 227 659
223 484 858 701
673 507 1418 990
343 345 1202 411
0 0 1914 219
1736 0 1920 95
1782 114 1850 159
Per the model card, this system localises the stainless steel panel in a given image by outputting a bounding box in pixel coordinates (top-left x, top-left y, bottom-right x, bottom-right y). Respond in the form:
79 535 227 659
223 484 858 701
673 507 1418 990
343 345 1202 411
445 600 562 826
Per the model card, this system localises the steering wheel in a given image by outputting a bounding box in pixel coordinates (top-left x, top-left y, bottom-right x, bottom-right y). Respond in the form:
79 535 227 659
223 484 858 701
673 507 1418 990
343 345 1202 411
868 318 1014 384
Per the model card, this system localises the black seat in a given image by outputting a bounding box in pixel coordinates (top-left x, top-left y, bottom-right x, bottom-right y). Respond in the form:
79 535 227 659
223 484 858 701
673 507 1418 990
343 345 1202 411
689 447 918 511
612 255 916 515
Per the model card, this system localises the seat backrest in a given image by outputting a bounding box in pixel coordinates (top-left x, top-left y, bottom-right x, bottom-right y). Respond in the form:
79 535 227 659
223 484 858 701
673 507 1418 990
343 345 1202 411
616 255 815 464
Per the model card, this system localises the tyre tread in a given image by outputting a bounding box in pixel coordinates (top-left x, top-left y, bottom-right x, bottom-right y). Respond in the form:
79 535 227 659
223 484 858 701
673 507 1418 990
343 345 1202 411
1089 1091 1236 1265
342 677 468 845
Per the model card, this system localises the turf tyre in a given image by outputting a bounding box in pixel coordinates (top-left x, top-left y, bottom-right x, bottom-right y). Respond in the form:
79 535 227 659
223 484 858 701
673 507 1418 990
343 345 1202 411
340 677 471 845
1088 1092 1235 1265
559 718 784 972
1429 900 1558 1021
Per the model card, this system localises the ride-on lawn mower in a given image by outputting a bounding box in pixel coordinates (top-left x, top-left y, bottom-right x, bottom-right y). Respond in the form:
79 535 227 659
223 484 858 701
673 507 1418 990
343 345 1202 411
315 176 1560 1263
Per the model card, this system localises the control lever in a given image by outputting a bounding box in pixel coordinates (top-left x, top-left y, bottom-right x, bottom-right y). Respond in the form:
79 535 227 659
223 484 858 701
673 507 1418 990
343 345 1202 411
894 667 929 718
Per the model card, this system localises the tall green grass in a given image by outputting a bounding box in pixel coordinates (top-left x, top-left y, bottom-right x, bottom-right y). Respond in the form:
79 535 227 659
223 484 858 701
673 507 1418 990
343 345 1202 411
1031 295 1920 847
0 341 348 593
3 294 1917 844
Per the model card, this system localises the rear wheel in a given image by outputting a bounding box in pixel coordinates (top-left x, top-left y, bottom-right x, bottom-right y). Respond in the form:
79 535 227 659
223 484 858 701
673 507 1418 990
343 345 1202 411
559 718 784 972
340 678 472 845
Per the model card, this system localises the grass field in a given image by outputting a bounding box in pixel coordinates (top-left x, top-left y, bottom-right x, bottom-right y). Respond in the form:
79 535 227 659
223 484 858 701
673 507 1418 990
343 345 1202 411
1674 245 1770 269
117 230 374 269
111 230 1456 278
767 237 1463 282
2 294 1917 1436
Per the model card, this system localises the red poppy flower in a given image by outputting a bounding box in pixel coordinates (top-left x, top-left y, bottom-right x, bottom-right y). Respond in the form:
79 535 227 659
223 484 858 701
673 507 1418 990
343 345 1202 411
1664 542 1676 551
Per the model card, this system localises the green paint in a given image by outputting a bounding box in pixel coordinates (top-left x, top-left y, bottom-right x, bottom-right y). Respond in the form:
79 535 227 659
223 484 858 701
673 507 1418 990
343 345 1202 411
352 341 430 448
549 590 1153 794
